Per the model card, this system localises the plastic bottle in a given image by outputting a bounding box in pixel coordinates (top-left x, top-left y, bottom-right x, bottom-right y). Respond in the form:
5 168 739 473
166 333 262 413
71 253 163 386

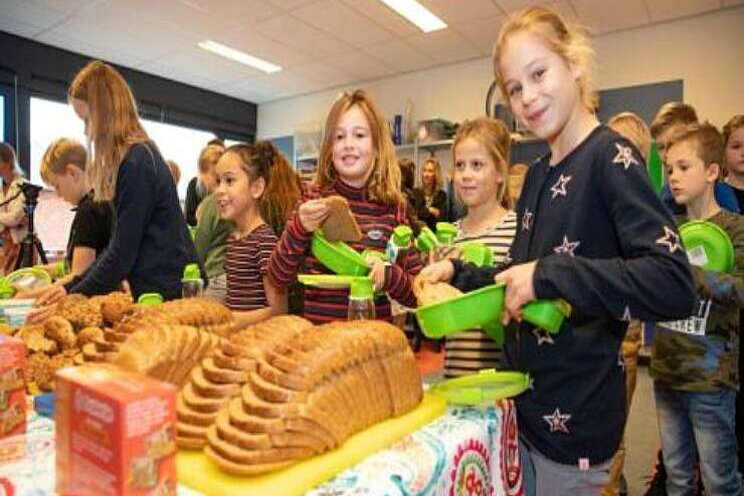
387 225 413 266
348 277 375 321
181 263 204 298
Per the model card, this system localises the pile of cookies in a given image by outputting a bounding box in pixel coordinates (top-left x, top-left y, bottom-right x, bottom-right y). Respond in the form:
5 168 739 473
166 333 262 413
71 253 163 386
202 320 422 475
6 292 133 392
176 315 314 449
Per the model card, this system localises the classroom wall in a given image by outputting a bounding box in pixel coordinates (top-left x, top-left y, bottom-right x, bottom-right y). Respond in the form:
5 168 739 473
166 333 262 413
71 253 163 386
257 5 743 139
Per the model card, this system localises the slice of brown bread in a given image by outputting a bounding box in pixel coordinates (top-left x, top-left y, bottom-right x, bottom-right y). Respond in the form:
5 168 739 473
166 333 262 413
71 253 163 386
321 195 361 242
205 446 294 476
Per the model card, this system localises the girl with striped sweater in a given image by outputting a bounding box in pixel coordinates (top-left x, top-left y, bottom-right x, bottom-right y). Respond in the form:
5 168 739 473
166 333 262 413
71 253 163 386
268 90 421 324
438 117 517 377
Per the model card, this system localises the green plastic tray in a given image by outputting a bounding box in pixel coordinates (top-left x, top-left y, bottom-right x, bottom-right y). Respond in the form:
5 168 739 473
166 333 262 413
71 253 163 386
679 220 735 273
415 283 505 339
430 369 530 405
311 230 370 276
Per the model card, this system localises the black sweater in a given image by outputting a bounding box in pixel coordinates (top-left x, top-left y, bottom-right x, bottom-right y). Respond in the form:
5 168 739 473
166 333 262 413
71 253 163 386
66 142 199 300
450 126 695 466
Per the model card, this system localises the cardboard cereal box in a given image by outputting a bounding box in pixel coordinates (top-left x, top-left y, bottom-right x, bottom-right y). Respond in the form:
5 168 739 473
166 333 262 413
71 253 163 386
56 364 177 496
0 335 27 446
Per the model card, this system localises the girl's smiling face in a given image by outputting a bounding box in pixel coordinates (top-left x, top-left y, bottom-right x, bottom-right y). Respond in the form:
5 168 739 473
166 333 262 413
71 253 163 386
214 152 262 222
454 137 504 208
500 31 583 143
331 105 375 188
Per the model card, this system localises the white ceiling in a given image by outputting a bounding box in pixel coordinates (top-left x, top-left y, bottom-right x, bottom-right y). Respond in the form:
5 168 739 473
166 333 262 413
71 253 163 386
1 0 740 104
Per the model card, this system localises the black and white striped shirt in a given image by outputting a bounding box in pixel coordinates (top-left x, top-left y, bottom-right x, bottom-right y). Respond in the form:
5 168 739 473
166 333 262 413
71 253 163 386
444 211 517 378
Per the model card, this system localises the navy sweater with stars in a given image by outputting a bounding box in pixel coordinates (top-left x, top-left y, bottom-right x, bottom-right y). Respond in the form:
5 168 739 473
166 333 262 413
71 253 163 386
450 126 695 466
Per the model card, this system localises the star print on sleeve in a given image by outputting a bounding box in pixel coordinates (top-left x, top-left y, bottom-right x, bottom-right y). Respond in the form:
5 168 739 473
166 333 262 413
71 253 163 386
550 174 572 199
543 408 571 434
553 235 580 257
522 210 533 231
656 226 682 253
533 328 555 346
612 142 640 170
621 305 632 322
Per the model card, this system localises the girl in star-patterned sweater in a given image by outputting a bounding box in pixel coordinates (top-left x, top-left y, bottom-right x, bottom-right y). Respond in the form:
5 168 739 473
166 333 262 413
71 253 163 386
420 7 695 494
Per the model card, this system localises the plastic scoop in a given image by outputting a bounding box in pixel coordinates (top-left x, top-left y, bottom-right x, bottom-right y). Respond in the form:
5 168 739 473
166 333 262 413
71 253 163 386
522 299 571 334
311 230 370 276
415 283 505 339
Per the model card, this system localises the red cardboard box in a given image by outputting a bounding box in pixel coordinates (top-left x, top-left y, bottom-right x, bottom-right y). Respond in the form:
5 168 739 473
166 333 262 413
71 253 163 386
56 364 177 496
0 335 26 440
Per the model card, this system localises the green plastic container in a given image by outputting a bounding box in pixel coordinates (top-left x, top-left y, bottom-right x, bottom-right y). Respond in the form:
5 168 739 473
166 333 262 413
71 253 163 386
436 222 458 245
430 369 531 405
415 283 505 339
138 293 164 307
298 274 366 289
460 243 494 267
415 227 440 253
523 299 571 334
311 230 370 276
679 220 735 273
481 320 505 346
4 267 52 293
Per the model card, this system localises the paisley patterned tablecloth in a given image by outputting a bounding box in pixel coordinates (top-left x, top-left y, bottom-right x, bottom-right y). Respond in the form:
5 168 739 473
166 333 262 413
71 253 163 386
309 401 523 496
0 401 522 496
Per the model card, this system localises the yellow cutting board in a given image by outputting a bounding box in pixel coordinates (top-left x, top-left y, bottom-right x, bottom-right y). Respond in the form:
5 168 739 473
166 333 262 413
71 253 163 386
177 392 446 496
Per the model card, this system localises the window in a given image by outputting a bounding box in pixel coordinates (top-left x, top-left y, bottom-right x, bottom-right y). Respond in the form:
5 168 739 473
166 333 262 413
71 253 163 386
29 96 217 199
141 119 216 199
29 97 86 187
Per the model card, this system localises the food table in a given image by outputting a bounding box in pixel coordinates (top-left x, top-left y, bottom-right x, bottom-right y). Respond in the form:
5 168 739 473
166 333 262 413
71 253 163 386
0 399 522 496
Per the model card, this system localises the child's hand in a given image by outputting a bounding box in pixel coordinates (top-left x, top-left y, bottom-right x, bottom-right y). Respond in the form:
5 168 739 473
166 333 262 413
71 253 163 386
25 304 56 325
298 199 330 232
495 261 537 325
418 259 455 284
369 261 387 292
35 285 67 308
428 245 461 264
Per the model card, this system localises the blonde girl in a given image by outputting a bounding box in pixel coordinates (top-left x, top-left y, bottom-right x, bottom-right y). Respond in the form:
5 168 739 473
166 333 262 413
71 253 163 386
442 117 517 378
189 144 223 225
37 60 200 306
421 7 694 493
268 90 421 324
216 141 298 327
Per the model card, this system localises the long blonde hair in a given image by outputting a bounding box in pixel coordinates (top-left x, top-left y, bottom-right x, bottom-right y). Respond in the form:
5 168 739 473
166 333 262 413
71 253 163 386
68 60 149 201
493 6 597 112
453 117 513 210
421 158 443 194
316 90 401 205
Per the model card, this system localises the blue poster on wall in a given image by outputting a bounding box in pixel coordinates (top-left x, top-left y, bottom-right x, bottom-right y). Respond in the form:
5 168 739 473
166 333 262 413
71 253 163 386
269 135 294 165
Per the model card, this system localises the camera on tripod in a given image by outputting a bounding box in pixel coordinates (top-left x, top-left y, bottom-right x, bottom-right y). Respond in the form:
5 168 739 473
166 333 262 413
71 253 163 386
15 181 47 270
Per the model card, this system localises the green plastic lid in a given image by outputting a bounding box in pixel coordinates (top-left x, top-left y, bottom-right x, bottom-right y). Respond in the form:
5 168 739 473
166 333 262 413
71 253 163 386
460 243 494 267
679 220 735 273
430 369 531 405
415 227 440 253
5 267 52 292
0 280 15 299
298 274 363 289
311 230 370 276
350 278 374 300
415 283 505 339
182 263 202 281
138 293 164 307
523 299 571 334
392 225 413 247
436 222 458 245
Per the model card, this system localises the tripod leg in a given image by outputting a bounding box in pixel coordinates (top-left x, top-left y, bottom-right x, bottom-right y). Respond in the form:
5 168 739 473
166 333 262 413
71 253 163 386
33 237 47 265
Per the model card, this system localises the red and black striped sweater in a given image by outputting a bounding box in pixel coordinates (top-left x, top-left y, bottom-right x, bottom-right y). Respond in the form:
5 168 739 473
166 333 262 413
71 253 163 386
267 180 422 324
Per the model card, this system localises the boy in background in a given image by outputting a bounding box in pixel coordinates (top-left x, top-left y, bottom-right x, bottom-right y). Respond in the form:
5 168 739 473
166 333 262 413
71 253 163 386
651 123 743 496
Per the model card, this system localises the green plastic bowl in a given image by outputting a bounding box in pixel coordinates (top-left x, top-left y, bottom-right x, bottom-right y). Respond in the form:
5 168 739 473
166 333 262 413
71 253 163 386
430 369 530 405
523 299 571 334
679 220 735 273
415 283 505 339
311 230 370 276
138 293 164 307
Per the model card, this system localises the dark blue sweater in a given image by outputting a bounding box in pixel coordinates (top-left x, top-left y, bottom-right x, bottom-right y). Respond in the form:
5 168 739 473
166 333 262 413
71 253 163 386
65 142 198 300
451 126 695 467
